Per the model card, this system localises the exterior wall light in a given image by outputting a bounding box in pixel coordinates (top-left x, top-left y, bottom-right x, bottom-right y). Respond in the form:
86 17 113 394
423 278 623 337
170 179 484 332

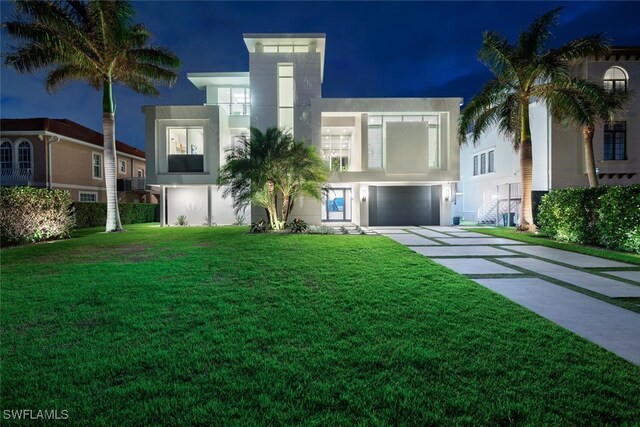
360 187 367 202
444 188 451 202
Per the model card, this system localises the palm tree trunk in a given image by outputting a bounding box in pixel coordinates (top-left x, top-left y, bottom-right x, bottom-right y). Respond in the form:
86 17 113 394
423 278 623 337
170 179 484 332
519 102 536 232
583 123 598 188
281 193 290 224
102 80 122 232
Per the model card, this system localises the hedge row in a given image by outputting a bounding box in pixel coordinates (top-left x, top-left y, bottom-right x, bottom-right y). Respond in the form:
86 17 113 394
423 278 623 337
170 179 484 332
0 186 75 246
538 185 640 253
74 202 159 228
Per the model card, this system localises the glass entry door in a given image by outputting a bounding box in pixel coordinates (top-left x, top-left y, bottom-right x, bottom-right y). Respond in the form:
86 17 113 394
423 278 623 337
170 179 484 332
322 188 352 222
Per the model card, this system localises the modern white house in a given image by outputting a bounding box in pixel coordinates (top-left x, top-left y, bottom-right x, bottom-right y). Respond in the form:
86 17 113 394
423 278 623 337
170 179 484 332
143 33 462 226
455 47 640 224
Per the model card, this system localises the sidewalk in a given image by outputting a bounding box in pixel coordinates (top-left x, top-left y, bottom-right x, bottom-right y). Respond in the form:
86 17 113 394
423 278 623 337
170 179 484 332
369 226 640 366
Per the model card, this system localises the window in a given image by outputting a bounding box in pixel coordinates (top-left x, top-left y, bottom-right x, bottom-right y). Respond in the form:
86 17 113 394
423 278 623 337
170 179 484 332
604 121 626 160
137 169 144 178
473 155 478 176
17 141 32 175
322 128 352 172
473 150 494 175
217 87 250 115
119 160 126 174
488 150 495 173
92 152 102 179
480 153 486 174
1 141 12 174
168 127 204 155
604 66 628 92
368 122 383 169
79 192 97 202
278 64 294 135
263 44 309 53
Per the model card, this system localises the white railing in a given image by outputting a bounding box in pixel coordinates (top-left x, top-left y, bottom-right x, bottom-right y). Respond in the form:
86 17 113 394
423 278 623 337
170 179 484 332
1 168 33 186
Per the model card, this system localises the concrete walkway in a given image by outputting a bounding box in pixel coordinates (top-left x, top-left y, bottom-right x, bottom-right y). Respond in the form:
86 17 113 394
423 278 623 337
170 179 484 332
369 226 640 366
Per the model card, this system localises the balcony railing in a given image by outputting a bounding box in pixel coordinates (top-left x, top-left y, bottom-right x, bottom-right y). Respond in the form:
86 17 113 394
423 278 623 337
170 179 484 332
168 154 204 173
118 177 147 192
1 168 33 186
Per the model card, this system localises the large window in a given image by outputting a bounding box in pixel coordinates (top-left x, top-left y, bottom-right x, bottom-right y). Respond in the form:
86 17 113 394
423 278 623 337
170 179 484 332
604 121 626 160
168 127 204 155
263 45 309 53
367 113 441 170
322 128 352 172
278 64 294 135
217 87 250 115
604 66 628 92
1 141 12 174
17 141 32 174
92 152 102 179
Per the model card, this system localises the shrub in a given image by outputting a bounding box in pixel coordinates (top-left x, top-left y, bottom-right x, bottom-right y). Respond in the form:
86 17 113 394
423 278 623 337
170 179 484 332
538 185 640 253
0 186 75 246
596 185 640 253
306 225 335 235
176 215 188 226
249 220 268 233
73 202 158 228
288 218 308 233
537 186 605 244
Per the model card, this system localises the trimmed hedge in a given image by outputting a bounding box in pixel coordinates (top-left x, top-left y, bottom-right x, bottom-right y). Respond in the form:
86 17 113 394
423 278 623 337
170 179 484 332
0 186 75 246
538 185 640 253
74 202 159 228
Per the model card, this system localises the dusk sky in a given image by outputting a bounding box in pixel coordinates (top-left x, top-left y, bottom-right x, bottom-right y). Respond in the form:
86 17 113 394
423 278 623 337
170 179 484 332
1 1 639 151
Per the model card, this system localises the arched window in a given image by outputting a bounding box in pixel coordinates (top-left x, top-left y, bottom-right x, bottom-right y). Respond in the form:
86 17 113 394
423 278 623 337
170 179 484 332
603 66 628 92
17 140 32 176
0 140 13 175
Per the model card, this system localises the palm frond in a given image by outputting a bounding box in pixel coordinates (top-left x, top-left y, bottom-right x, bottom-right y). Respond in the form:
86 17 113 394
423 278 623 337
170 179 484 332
45 64 101 92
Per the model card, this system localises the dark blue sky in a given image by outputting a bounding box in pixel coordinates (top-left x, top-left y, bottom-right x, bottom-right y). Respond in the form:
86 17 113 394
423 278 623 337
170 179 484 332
1 1 639 150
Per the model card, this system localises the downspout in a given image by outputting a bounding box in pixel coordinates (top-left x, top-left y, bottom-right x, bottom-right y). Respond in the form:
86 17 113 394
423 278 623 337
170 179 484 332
47 135 61 189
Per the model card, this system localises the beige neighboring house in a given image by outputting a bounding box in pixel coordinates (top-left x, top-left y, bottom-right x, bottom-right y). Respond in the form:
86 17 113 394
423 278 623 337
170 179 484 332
0 118 152 203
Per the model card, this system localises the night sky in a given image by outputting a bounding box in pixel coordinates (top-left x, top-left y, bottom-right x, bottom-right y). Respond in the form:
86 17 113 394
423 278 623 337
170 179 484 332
1 1 639 151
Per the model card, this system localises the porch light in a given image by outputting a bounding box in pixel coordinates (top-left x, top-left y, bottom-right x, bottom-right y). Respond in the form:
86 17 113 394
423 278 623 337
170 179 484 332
444 188 451 202
360 188 367 202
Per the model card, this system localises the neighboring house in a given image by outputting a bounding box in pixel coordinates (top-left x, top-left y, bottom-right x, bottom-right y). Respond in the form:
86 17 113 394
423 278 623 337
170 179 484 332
143 33 461 226
0 118 150 203
456 47 640 224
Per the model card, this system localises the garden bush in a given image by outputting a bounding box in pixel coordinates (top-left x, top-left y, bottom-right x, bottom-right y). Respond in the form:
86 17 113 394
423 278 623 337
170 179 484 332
538 185 640 253
0 186 75 246
74 202 158 228
596 185 640 253
537 186 606 244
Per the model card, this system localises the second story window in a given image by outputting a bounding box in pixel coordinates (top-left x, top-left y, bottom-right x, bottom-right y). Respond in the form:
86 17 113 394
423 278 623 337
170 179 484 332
217 87 250 115
480 153 487 174
488 150 495 173
1 141 12 174
167 127 204 173
473 150 494 176
473 155 478 176
604 121 626 160
92 153 102 179
278 63 294 135
17 141 32 175
119 160 126 174
603 66 628 92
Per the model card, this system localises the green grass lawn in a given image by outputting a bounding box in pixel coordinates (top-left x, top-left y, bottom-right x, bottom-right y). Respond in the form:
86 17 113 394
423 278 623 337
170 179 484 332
467 227 640 266
2 224 639 425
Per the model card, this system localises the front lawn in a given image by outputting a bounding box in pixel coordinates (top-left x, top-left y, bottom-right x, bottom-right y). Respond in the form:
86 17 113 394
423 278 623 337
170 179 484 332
2 225 639 424
467 227 640 265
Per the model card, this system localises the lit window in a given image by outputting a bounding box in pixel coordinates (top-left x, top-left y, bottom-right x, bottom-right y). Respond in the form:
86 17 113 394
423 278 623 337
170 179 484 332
1 141 12 174
168 127 204 155
473 155 478 176
322 128 353 172
119 160 126 174
278 63 294 135
217 87 250 115
79 192 97 202
603 66 628 92
263 45 309 53
488 150 495 173
604 121 626 160
92 153 102 179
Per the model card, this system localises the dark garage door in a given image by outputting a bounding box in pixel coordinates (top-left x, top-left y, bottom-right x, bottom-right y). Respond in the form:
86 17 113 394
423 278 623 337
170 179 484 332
369 186 440 226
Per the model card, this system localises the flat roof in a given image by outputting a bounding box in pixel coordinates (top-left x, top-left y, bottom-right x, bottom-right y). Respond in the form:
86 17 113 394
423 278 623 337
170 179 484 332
187 72 250 90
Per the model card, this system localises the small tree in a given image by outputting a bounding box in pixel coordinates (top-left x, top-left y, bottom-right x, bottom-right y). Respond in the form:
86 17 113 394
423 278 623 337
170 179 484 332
218 127 329 230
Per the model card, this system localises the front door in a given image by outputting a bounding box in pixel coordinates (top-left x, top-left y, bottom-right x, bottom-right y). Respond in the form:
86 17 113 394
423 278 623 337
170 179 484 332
322 188 352 222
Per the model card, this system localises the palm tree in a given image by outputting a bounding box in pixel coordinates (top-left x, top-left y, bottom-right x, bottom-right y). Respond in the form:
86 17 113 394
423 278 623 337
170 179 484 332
458 7 607 231
550 78 628 187
218 127 328 230
3 0 180 232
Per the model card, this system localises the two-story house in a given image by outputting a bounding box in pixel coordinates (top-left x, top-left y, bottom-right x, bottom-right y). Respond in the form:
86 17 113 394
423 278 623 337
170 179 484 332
455 47 640 224
0 118 149 203
143 33 461 226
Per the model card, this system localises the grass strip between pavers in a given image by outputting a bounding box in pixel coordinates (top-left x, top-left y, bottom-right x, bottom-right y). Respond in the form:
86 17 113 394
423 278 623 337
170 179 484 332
1 224 639 425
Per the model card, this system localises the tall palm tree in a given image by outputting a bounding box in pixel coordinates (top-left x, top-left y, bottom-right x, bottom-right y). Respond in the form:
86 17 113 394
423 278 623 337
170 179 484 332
3 0 180 232
458 7 607 231
550 78 628 187
218 127 328 230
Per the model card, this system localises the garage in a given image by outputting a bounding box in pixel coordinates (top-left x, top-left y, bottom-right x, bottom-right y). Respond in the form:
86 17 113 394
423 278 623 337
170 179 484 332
368 185 440 226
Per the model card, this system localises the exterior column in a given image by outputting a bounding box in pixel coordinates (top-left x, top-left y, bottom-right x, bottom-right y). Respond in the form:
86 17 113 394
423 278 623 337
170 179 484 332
208 185 213 226
159 185 166 227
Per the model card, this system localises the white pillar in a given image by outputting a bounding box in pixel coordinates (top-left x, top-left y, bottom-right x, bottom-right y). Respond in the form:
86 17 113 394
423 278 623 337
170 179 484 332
207 185 213 226
159 185 166 227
